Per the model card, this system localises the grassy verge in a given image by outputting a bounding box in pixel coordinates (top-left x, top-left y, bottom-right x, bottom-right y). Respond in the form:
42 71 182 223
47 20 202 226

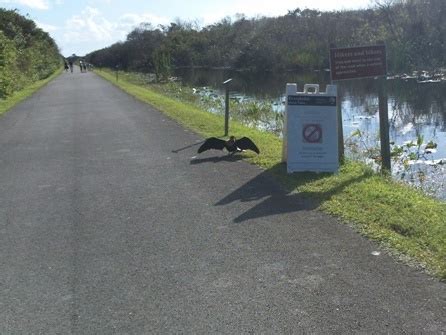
0 68 63 116
96 69 446 280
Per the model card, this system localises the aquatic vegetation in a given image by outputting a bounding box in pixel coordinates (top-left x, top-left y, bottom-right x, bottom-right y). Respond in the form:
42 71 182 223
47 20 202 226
346 131 445 200
117 71 445 200
97 68 446 279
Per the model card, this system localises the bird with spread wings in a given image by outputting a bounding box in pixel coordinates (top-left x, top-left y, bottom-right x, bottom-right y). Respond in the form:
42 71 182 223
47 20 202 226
198 136 260 155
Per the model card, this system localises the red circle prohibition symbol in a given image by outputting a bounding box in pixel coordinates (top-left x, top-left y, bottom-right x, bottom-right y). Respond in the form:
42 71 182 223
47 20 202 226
302 124 322 143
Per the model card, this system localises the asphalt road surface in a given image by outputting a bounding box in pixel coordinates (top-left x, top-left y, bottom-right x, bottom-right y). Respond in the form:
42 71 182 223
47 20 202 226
0 70 445 334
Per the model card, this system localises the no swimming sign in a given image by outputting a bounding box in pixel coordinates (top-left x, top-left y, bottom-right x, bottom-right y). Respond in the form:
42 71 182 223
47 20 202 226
285 84 339 173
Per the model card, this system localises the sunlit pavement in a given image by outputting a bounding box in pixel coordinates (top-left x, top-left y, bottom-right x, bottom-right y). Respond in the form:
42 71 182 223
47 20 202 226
0 70 444 334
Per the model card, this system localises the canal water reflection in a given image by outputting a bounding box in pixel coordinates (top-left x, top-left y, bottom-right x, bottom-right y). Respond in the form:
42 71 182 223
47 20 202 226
175 68 446 200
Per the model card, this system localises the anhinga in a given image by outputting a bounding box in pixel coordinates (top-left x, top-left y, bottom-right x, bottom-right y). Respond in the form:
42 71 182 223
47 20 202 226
198 136 260 155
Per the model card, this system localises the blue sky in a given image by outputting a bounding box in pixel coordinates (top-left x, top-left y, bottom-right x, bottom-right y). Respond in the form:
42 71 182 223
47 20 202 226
1 0 373 57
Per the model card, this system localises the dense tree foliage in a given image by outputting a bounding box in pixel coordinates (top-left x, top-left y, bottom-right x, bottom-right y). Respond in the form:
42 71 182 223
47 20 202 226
0 9 61 98
86 0 445 77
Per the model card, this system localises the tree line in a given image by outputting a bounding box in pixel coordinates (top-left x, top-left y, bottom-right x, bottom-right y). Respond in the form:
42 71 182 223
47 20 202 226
86 0 445 78
0 9 61 99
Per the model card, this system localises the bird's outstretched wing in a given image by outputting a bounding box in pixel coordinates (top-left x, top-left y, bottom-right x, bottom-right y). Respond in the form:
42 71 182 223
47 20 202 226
197 137 226 153
235 137 260 154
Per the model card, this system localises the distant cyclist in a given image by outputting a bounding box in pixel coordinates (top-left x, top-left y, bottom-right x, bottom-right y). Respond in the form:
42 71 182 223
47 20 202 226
68 60 73 73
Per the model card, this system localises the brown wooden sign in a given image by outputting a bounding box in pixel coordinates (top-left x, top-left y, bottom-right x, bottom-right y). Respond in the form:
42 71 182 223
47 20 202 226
330 45 387 81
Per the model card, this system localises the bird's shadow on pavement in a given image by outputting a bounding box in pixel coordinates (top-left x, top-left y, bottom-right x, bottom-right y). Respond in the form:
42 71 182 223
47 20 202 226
215 162 371 223
190 155 244 164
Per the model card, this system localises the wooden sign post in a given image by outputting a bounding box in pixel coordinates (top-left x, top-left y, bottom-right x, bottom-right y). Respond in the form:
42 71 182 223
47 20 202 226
329 44 391 172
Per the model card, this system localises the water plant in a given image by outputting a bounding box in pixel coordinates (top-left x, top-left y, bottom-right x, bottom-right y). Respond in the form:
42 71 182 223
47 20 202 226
107 71 445 200
345 130 445 199
96 68 446 279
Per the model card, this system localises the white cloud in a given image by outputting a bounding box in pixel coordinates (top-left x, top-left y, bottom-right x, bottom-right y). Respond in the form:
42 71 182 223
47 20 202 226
35 20 58 32
0 0 49 9
118 13 170 30
64 7 114 42
90 0 112 4
199 0 372 25
229 0 297 17
60 7 170 55
63 7 169 44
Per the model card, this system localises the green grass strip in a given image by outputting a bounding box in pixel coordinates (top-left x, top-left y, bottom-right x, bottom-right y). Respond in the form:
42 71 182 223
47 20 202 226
97 69 446 280
0 68 63 117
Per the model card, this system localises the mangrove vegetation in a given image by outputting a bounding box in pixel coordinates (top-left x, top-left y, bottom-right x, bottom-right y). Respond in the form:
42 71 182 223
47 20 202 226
86 0 445 76
0 8 61 100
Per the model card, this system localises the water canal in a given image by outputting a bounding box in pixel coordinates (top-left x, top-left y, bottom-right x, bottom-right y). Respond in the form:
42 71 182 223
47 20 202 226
175 68 446 200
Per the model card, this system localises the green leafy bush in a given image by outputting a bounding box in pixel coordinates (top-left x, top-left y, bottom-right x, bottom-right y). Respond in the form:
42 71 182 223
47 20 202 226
0 31 18 98
0 9 61 99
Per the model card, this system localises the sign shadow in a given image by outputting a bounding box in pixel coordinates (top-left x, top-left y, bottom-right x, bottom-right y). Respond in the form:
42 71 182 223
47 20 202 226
215 163 371 223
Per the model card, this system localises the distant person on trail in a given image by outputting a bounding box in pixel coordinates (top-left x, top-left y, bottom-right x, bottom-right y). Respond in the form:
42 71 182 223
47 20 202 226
79 61 87 73
68 60 73 73
64 60 69 72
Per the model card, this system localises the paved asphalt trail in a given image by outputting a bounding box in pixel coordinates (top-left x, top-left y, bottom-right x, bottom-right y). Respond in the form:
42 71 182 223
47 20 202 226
0 70 444 334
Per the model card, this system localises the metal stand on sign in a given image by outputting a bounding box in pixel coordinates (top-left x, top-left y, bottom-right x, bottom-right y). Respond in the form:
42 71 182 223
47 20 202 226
223 78 232 136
